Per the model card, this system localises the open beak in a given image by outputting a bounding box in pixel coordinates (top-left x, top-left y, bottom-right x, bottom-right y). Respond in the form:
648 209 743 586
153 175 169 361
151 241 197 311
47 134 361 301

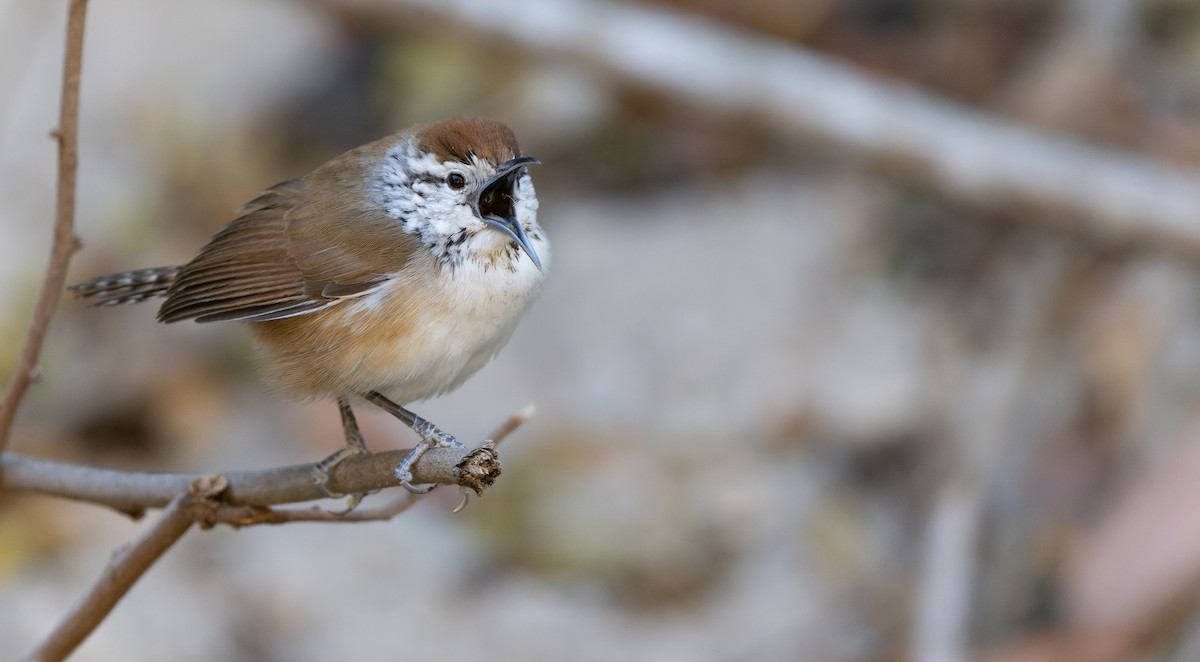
476 156 542 271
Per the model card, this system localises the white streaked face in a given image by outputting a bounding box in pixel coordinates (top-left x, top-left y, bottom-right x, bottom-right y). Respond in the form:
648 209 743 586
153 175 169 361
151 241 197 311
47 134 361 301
375 137 542 270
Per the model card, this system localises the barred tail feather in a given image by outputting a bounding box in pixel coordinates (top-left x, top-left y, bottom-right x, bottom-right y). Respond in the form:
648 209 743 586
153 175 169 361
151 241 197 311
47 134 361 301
69 266 180 307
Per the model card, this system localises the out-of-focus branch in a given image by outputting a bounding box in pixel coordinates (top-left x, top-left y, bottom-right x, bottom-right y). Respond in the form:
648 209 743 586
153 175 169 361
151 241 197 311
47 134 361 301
1004 0 1139 127
0 405 528 516
24 486 202 662
913 487 982 662
913 249 1073 662
328 0 1200 255
0 0 88 455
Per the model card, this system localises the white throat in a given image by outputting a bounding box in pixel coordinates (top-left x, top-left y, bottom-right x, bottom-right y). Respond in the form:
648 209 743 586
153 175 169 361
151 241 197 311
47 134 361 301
374 137 544 272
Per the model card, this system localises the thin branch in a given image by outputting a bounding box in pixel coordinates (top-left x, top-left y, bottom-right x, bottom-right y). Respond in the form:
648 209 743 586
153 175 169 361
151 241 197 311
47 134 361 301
0 0 88 454
481 405 532 445
912 249 1071 661
1003 0 1138 127
200 406 530 526
913 485 983 662
22 482 212 662
14 407 527 661
205 492 422 526
1 405 529 516
0 447 460 513
328 0 1200 256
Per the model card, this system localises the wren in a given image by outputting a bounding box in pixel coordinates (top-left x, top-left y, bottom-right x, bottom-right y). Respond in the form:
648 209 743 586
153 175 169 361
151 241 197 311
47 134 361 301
70 117 548 500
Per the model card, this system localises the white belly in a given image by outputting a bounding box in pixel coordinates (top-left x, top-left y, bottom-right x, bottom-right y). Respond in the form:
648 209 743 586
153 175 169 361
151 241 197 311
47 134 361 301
340 243 546 403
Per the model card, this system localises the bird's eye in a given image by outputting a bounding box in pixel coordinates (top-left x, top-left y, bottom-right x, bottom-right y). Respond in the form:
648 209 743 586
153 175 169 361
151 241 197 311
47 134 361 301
447 173 467 190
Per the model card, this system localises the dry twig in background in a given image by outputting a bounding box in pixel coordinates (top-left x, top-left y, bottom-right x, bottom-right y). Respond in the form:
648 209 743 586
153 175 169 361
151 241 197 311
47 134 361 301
912 250 1072 662
0 0 87 455
24 489 201 662
333 0 1200 256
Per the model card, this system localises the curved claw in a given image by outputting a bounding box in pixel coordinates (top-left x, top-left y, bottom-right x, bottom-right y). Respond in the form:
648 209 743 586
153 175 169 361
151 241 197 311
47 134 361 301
312 466 346 499
312 471 373 514
324 493 366 515
452 488 470 514
393 428 460 494
400 480 438 495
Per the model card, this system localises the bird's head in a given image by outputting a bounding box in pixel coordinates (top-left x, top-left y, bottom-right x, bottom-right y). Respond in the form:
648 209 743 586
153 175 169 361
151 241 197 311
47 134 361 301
376 117 543 271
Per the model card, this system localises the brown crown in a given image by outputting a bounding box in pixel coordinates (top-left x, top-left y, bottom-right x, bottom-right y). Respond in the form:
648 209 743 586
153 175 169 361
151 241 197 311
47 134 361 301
416 117 521 166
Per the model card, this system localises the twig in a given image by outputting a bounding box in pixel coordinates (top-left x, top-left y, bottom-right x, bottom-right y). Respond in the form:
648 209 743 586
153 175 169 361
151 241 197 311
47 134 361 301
0 0 88 454
913 485 983 662
17 407 528 660
22 480 216 662
912 249 1071 661
200 406 527 525
1 405 530 516
327 0 1200 256
1003 0 1138 127
204 492 422 526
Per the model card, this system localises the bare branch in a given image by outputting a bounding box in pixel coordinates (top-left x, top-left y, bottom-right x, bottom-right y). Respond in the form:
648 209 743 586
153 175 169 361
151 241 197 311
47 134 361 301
1 447 464 513
191 407 525 526
913 486 983 662
1 406 529 515
11 405 526 660
15 411 524 658
0 0 88 454
912 250 1072 661
1003 0 1139 127
203 493 422 526
22 479 220 662
327 0 1200 256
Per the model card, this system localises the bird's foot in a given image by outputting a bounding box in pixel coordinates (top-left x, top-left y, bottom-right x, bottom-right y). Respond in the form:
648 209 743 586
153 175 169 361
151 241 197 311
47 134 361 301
394 416 465 494
313 397 376 512
309 443 369 501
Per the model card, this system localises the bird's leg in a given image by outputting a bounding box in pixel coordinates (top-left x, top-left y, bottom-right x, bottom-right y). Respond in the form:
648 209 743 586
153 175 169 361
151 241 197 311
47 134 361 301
311 398 373 509
363 390 464 494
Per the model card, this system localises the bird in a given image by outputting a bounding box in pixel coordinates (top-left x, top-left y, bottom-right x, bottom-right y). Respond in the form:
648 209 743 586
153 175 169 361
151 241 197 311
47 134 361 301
69 117 548 501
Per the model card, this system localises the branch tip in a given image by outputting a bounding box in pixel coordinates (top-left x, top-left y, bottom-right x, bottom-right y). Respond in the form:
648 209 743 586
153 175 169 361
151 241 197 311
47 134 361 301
456 441 502 495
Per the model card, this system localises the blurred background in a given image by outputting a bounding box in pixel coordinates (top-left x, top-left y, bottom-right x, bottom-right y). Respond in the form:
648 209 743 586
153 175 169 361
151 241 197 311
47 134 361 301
5 0 1200 660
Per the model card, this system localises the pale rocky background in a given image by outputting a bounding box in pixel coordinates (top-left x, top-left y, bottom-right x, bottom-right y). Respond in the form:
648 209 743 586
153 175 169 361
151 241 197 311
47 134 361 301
6 1 1200 660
